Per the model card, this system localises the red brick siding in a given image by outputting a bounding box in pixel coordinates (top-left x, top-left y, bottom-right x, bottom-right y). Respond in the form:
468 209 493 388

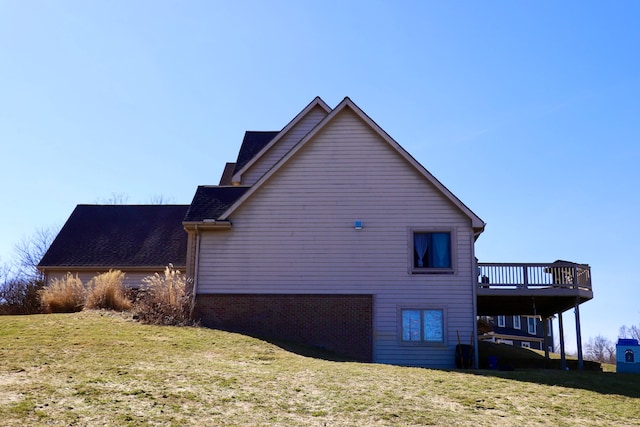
195 294 373 361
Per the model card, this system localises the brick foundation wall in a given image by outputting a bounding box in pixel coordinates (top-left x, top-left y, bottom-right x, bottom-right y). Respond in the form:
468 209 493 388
195 294 373 361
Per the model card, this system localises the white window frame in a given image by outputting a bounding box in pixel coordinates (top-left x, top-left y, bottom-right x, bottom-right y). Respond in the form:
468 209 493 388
527 317 537 335
513 315 521 330
409 228 455 274
497 315 505 328
399 307 447 345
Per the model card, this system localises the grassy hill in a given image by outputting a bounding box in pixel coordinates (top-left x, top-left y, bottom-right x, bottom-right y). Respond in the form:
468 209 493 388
1 312 638 426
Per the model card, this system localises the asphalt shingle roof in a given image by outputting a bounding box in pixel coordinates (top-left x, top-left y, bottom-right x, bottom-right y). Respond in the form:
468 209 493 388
38 205 189 267
232 131 279 175
184 186 250 222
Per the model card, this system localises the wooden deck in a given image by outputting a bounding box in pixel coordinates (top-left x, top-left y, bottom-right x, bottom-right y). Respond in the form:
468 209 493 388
476 262 593 317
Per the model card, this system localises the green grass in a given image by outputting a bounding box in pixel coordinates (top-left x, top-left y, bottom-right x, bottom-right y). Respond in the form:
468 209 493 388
1 312 639 426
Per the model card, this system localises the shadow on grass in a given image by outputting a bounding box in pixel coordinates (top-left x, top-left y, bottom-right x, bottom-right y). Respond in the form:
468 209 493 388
204 325 359 363
468 369 640 399
264 338 359 362
474 341 640 398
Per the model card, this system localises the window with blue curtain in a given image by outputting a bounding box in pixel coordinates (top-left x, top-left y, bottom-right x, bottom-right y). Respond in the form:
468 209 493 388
413 232 452 269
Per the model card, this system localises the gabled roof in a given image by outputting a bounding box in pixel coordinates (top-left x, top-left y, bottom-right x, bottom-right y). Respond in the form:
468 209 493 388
183 186 250 223
220 97 486 233
232 131 279 175
231 96 332 184
38 205 189 268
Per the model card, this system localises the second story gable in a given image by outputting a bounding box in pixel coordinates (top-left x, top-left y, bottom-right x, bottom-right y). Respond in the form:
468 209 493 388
217 97 485 235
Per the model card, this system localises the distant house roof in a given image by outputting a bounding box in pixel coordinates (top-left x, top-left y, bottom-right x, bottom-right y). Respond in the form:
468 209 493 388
38 205 189 268
232 131 279 175
183 186 250 222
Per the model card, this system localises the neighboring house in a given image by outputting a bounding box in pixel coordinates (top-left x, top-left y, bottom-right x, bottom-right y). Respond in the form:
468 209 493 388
38 205 189 287
479 315 554 353
38 97 593 369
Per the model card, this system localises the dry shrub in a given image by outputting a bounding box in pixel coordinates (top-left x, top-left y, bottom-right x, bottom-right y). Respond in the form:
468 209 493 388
135 265 194 325
85 270 132 311
40 273 86 313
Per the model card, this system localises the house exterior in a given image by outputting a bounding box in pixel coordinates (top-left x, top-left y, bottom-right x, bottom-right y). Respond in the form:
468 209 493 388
38 205 189 287
183 97 486 366
38 97 593 369
479 315 554 352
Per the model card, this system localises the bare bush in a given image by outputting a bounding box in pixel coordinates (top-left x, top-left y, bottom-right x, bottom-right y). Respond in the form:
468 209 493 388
0 278 43 315
135 265 193 325
40 273 86 313
86 270 132 311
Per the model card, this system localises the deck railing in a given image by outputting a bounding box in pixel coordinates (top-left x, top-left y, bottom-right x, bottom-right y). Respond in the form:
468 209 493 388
477 262 592 291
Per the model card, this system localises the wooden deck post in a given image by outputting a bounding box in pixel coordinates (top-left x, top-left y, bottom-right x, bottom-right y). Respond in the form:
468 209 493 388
575 299 584 370
558 311 566 370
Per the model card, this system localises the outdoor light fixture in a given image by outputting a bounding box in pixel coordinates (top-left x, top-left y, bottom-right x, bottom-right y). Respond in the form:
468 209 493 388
354 220 363 230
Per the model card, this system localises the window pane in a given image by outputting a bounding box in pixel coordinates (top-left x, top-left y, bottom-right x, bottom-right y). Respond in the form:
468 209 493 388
413 233 429 268
402 310 421 341
423 309 444 342
430 233 451 268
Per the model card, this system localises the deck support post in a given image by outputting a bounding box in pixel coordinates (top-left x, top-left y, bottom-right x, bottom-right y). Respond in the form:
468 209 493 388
574 299 584 370
558 311 566 370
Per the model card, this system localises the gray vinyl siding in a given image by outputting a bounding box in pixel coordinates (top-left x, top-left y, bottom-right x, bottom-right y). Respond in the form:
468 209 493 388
240 105 328 185
197 108 476 368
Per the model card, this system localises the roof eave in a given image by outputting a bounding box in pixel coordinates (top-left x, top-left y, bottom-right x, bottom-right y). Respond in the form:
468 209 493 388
38 265 187 272
183 220 233 231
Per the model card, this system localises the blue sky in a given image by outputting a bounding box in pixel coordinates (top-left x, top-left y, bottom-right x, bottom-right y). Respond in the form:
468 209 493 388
1 1 639 351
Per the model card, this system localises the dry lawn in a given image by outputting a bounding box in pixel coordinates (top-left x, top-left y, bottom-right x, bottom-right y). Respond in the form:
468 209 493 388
0 312 639 426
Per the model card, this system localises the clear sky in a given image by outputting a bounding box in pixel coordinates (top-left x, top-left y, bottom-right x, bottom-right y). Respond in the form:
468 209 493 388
1 1 639 351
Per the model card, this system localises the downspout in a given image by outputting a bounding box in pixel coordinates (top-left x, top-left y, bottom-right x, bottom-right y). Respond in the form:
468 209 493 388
471 230 479 369
191 224 201 314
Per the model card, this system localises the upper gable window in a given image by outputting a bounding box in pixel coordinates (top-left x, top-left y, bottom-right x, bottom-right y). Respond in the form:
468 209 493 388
411 231 453 273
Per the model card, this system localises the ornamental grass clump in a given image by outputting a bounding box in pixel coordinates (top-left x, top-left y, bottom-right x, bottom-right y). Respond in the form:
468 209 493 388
135 265 193 325
85 270 132 311
39 273 86 313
